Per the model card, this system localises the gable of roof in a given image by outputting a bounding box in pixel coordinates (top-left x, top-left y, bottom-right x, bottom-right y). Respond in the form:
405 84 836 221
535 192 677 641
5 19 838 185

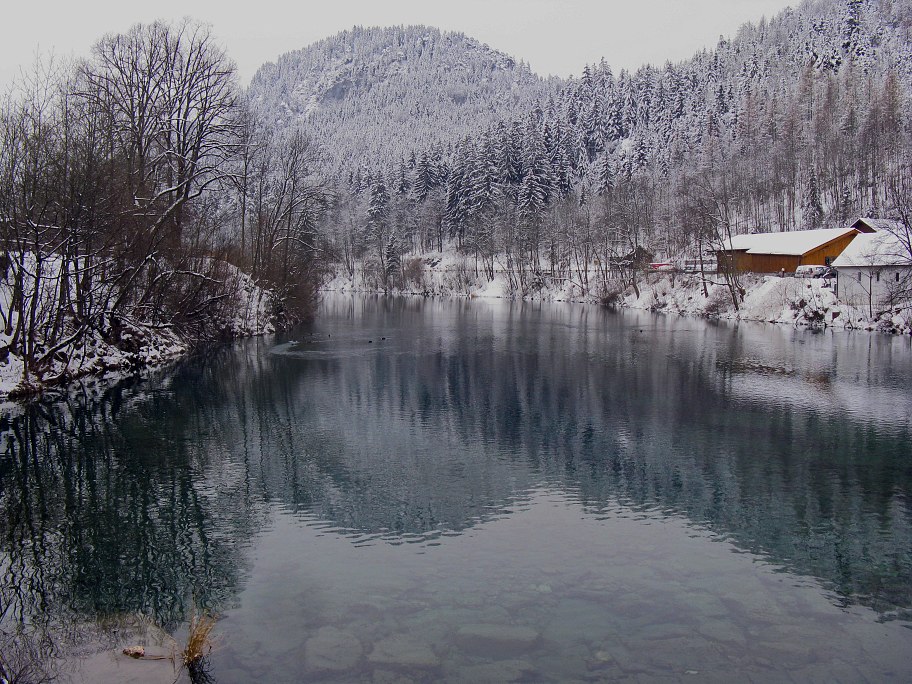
832 231 911 268
722 227 858 256
851 217 902 234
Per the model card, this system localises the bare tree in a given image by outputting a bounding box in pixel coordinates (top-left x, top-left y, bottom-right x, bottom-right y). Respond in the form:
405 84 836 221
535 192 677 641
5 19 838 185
79 21 242 323
689 173 745 311
0 22 262 393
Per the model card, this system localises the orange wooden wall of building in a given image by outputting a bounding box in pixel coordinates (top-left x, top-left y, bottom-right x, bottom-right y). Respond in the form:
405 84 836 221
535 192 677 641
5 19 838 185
726 232 860 273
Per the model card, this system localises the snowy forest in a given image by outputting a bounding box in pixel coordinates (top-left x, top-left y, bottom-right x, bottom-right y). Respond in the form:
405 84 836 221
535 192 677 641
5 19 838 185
3 0 912 395
248 0 912 296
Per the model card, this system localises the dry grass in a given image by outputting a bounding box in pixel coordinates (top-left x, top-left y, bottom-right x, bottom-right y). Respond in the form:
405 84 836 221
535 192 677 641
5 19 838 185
181 607 216 667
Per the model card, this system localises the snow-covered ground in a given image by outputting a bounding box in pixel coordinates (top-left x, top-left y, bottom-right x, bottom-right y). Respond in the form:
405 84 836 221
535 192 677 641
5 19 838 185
622 271 910 333
1 257 276 401
323 252 912 335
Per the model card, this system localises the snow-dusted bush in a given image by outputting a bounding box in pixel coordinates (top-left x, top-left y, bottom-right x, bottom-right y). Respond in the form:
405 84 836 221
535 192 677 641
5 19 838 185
703 286 731 317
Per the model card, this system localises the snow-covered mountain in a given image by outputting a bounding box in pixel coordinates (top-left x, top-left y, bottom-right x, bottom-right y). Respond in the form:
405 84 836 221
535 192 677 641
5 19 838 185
247 1 912 302
249 25 560 176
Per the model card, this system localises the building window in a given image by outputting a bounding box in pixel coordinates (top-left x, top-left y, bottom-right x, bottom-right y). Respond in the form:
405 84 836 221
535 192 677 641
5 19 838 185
897 272 901 282
876 271 880 282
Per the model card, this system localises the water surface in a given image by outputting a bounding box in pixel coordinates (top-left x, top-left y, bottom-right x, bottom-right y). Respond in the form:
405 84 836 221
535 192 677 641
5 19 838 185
2 295 911 682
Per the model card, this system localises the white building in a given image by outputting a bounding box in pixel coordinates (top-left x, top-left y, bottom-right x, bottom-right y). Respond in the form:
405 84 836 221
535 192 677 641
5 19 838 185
832 228 911 313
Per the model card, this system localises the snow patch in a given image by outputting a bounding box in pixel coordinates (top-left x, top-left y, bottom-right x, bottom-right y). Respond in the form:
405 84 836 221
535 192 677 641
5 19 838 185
1 256 277 401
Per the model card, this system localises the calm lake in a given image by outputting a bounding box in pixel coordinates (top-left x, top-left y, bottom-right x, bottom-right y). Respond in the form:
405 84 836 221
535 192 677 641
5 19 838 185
2 294 912 682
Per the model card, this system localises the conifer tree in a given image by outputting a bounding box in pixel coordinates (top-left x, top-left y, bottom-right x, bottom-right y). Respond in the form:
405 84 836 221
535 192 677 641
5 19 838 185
802 172 824 229
596 153 616 196
367 179 391 271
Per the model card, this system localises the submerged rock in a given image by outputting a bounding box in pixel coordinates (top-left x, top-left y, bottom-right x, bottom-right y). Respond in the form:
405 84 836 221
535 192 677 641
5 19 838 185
367 634 440 670
455 659 537 683
372 669 415 684
454 623 539 657
305 626 363 673
586 649 617 672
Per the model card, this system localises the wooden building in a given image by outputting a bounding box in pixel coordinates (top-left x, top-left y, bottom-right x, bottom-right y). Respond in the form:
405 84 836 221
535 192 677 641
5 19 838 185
716 226 872 273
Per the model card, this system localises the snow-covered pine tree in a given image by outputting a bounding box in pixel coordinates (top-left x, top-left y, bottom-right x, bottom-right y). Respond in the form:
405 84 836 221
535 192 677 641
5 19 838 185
595 153 616 196
385 230 402 285
367 179 391 272
802 172 824 229
412 152 433 204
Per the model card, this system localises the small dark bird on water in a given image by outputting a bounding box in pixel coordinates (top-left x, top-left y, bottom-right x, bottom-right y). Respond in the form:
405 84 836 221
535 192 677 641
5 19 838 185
369 340 373 343
381 337 386 340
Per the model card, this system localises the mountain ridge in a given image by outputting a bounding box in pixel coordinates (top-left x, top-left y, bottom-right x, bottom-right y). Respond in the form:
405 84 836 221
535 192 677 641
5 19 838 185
249 25 560 174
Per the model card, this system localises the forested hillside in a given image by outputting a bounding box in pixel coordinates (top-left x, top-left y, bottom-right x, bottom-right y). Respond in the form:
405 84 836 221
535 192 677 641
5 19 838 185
303 0 912 303
249 26 559 176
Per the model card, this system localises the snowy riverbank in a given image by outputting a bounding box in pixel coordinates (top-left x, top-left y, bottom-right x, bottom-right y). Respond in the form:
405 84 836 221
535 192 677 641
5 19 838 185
1 262 276 402
323 252 912 335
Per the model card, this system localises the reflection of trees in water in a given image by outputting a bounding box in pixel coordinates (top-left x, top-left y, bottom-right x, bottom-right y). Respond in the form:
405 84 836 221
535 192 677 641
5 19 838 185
281 297 912 613
188 335 536 540
183 295 912 614
1 294 911 650
142 297 912 613
0 378 267 639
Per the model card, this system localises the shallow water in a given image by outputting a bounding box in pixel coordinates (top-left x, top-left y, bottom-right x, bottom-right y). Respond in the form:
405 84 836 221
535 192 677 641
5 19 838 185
2 295 911 682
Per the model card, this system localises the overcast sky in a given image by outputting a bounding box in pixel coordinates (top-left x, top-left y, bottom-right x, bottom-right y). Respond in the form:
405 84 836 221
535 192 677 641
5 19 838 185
2 0 796 89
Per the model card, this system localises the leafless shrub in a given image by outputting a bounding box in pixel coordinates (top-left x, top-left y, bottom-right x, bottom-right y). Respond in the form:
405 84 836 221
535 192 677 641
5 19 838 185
402 258 426 291
598 281 625 307
443 257 474 295
360 259 383 291
0 629 55 684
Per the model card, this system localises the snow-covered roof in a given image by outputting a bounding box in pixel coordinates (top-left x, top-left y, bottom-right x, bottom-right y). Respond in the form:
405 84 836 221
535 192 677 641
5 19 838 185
832 230 910 268
852 217 904 234
722 227 858 256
